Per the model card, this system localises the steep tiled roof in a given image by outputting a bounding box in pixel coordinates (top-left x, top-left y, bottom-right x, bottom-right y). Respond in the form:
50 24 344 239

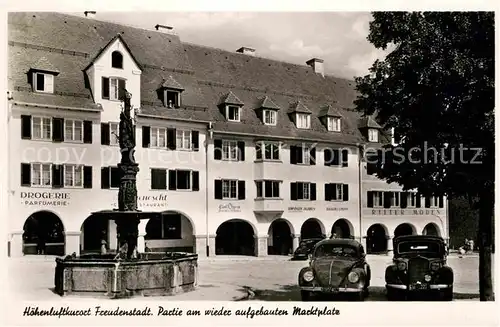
319 104 342 117
259 96 280 110
219 90 244 106
359 116 382 129
288 100 312 114
31 56 60 74
8 12 382 144
160 75 185 91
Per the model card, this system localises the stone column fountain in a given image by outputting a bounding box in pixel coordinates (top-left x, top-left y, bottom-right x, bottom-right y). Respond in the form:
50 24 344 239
54 89 198 298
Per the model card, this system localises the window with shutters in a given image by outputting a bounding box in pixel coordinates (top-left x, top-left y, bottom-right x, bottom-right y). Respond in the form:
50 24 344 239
263 110 277 125
297 182 311 200
296 113 310 129
176 170 191 190
150 168 168 190
256 141 280 161
109 122 119 146
255 180 281 198
176 130 192 150
31 163 52 187
32 117 52 140
64 119 83 142
326 183 348 201
150 127 168 148
64 164 83 188
327 117 341 132
102 77 125 100
389 192 400 207
226 105 240 122
169 170 199 191
324 148 348 167
33 72 54 93
222 140 238 160
222 180 238 199
291 145 314 165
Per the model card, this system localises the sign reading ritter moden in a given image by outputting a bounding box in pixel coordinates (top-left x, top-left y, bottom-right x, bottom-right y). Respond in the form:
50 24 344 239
371 209 442 215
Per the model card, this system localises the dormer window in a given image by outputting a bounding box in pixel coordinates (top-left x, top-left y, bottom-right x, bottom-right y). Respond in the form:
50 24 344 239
327 117 341 132
263 110 277 125
368 128 379 142
33 72 54 93
296 113 310 129
166 90 180 108
226 105 240 122
111 51 123 69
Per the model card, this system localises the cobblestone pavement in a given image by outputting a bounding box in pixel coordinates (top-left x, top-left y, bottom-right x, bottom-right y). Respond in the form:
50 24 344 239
7 254 488 301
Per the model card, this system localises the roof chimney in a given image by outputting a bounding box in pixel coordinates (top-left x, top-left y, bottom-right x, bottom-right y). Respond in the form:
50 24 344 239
84 11 96 18
236 47 256 56
155 24 174 34
306 58 324 77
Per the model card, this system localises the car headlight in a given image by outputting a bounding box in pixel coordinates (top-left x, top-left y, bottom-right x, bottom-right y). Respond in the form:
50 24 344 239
430 262 441 271
303 270 314 282
424 274 432 282
397 261 407 271
348 271 360 283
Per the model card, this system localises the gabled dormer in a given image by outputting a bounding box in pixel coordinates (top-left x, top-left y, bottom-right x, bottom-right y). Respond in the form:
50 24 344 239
359 116 382 143
84 34 142 110
219 91 244 122
255 96 280 126
158 75 184 108
29 57 60 94
288 100 312 129
319 104 342 132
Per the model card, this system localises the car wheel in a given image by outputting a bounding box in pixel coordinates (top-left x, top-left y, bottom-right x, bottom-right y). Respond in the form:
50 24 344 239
441 288 453 301
301 291 312 301
386 287 400 301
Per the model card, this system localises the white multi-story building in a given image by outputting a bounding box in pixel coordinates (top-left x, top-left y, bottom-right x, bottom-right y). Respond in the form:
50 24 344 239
7 12 448 258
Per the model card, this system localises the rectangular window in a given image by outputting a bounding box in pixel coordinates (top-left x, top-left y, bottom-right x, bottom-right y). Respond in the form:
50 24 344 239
227 106 240 122
256 180 280 198
150 127 167 148
222 180 238 199
151 168 167 190
110 78 119 100
176 130 192 150
33 73 54 93
408 193 416 208
176 170 191 190
64 164 83 188
109 122 119 146
64 119 83 142
390 192 400 207
222 140 238 160
325 183 347 201
297 182 311 200
327 117 341 132
263 110 277 125
32 117 52 140
31 163 52 187
110 167 120 188
299 147 311 165
257 141 280 160
368 129 379 142
373 191 383 207
166 90 179 108
296 113 310 129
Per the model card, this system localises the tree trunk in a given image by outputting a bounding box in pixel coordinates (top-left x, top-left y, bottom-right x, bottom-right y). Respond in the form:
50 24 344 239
478 187 494 301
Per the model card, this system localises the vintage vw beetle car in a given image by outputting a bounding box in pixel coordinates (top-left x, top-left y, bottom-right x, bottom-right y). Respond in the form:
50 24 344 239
298 239 371 301
385 235 453 301
292 238 324 260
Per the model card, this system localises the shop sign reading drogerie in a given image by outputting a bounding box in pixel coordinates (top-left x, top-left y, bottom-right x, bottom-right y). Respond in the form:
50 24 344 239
20 191 70 206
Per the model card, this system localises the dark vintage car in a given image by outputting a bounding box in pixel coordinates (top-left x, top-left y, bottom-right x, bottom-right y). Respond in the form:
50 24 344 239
385 235 453 301
298 239 371 301
292 238 324 260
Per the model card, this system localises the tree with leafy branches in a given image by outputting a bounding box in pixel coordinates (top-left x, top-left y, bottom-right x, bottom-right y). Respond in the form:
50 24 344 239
355 12 494 301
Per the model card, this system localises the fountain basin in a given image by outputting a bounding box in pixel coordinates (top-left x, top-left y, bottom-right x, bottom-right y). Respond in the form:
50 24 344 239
54 252 198 299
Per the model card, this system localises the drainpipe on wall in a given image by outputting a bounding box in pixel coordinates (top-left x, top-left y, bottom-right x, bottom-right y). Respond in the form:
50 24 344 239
205 122 213 256
358 145 364 245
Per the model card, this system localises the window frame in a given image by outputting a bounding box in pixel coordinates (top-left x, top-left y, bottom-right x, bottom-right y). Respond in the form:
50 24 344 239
150 126 168 149
226 105 241 122
64 164 84 188
368 128 379 142
222 179 238 199
176 129 192 151
166 90 180 108
263 109 277 126
31 163 52 187
64 119 84 143
296 113 311 129
256 141 281 161
255 180 281 199
33 72 54 94
222 140 239 161
174 169 193 191
327 116 341 132
31 116 52 141
372 191 384 208
297 182 311 200
109 122 120 146
407 193 417 208
111 51 124 69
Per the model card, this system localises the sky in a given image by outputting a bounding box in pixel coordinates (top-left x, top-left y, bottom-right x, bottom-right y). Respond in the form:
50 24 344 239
69 12 388 80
